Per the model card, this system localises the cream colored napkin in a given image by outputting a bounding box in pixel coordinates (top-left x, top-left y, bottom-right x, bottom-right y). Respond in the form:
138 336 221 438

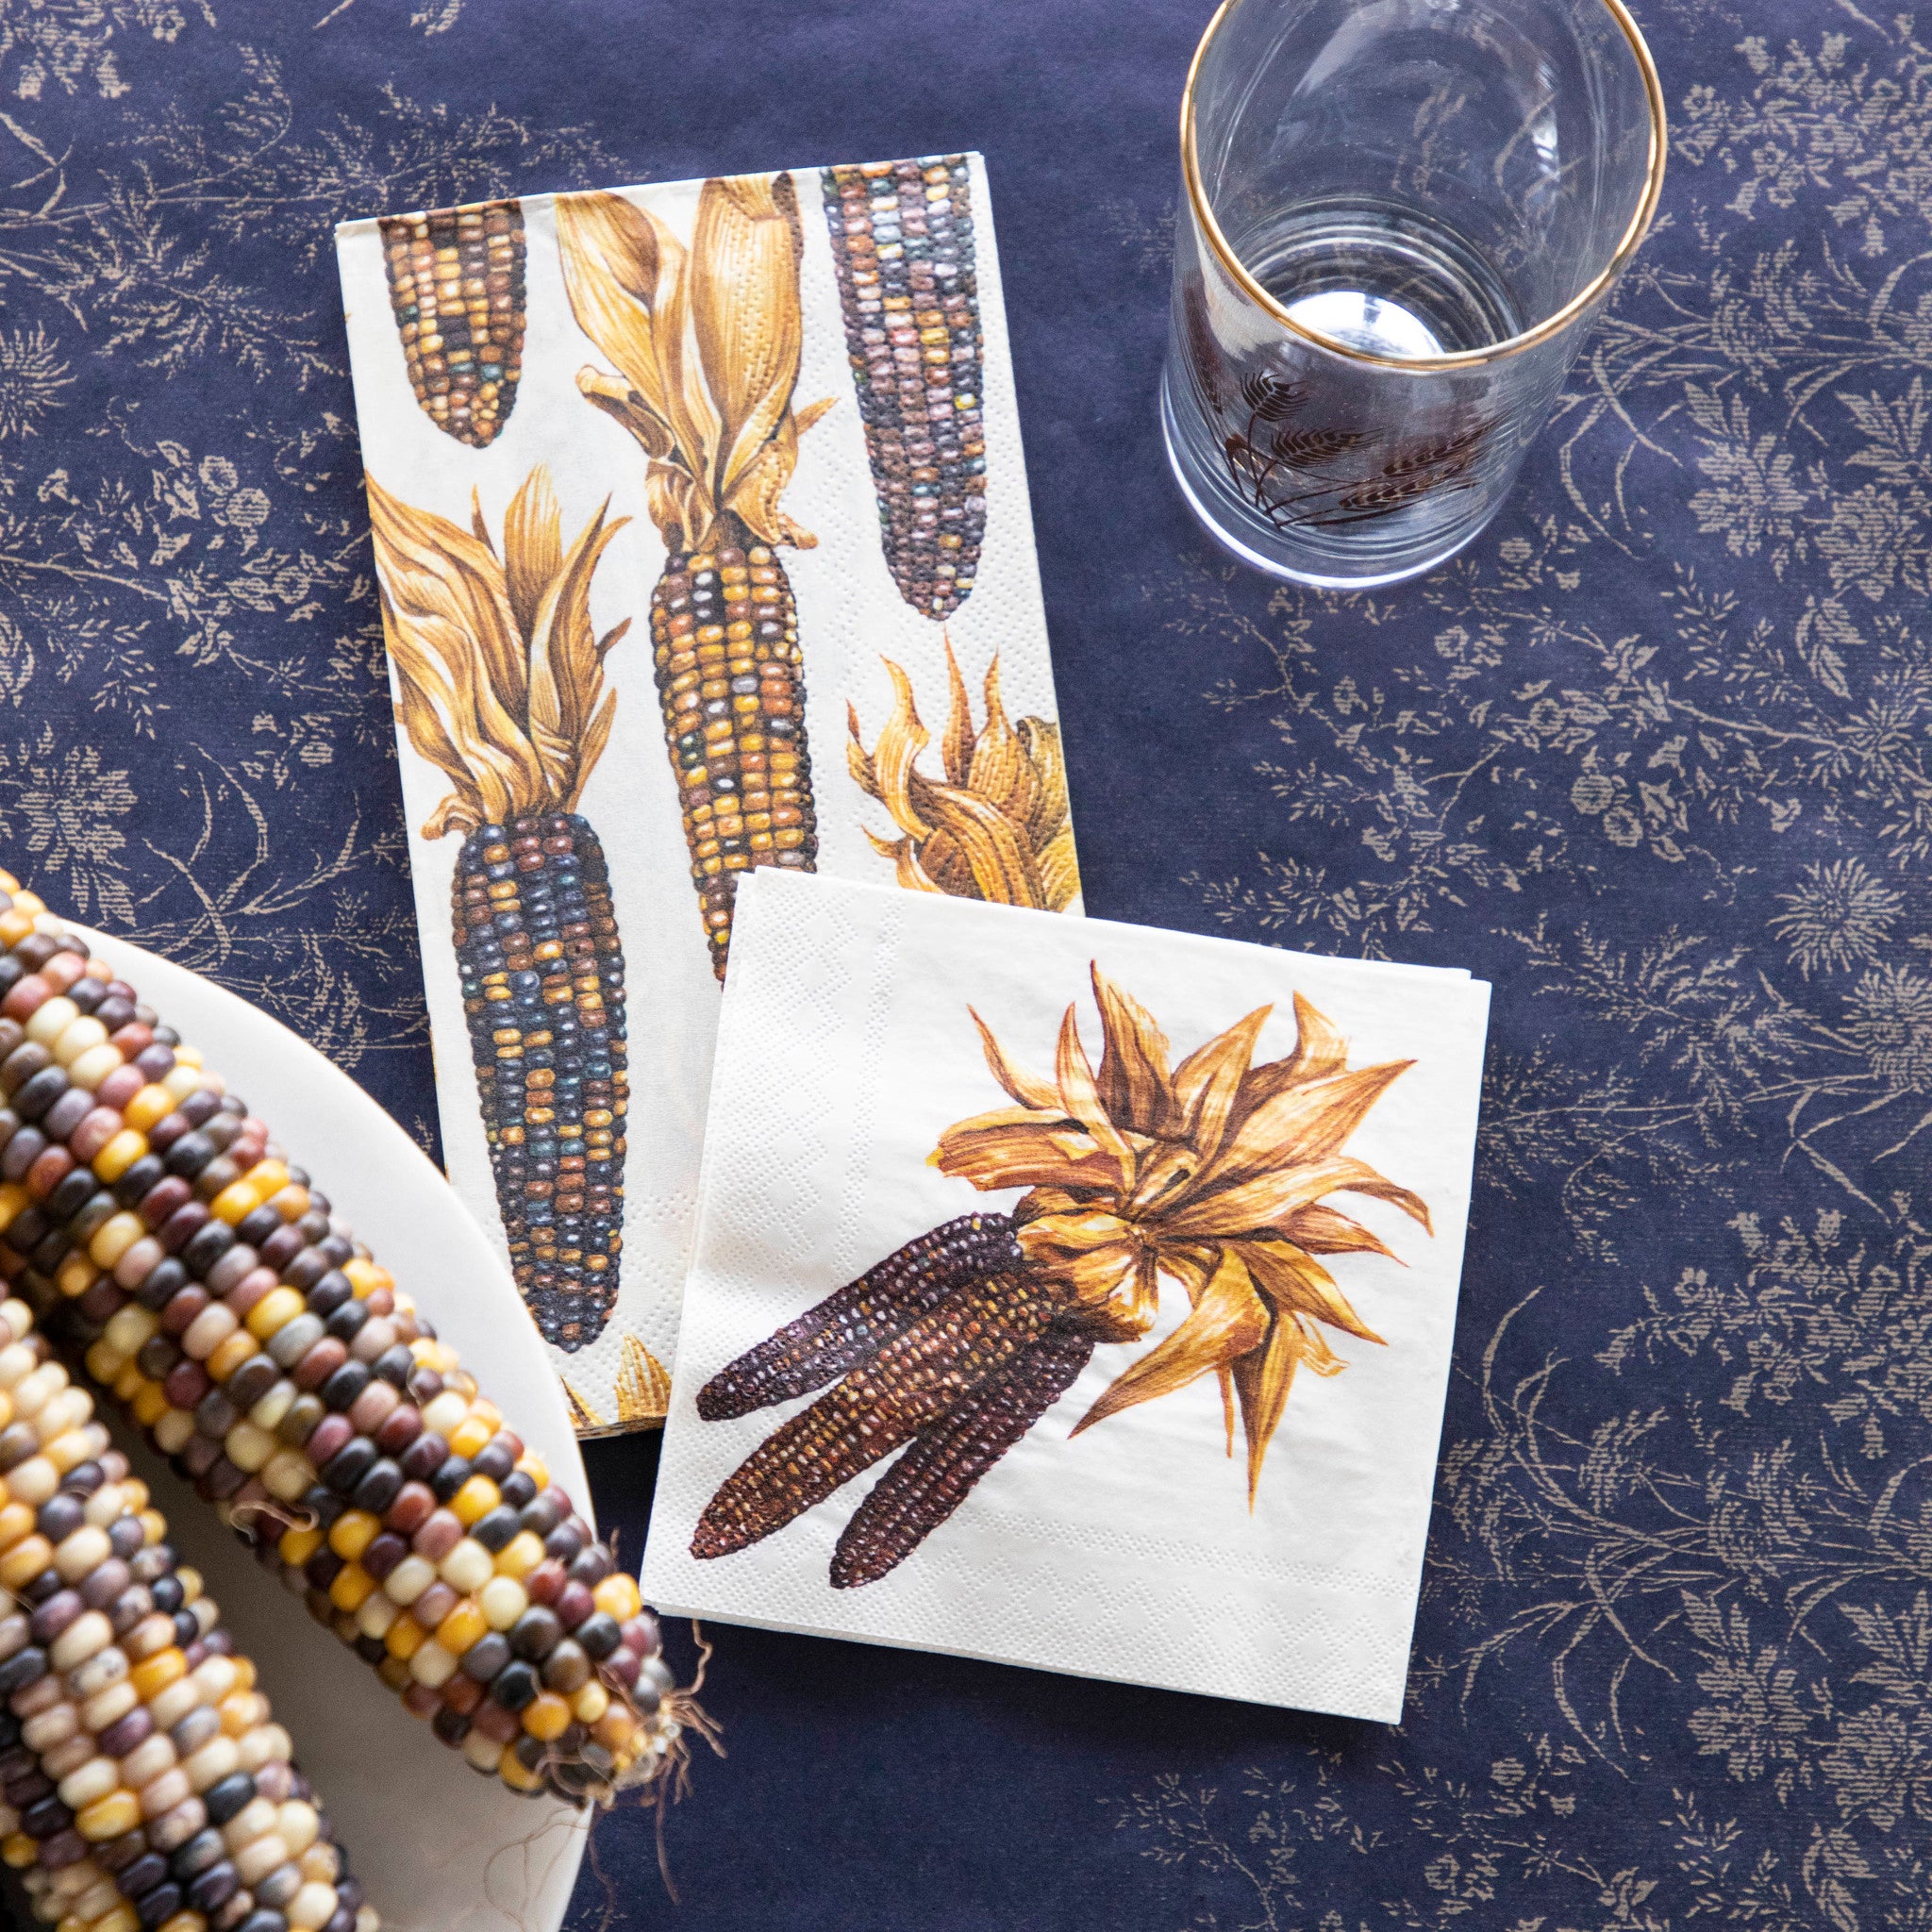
645 872 1489 1721
336 158 1074 1430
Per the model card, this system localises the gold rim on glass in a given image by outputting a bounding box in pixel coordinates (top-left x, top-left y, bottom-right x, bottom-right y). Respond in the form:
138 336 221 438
1179 0 1669 372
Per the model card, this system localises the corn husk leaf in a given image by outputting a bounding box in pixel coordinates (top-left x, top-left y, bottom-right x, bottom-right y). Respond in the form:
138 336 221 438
851 649 1082 913
970 1006 1061 1111
965 660 1037 827
1243 1240 1384 1343
692 174 805 510
1092 963 1177 1137
367 466 630 837
557 192 715 496
1174 1006 1274 1165
1056 1003 1135 1173
938 977 1426 1502
931 1108 1127 1194
941 640 976 788
1231 1316 1302 1505
869 660 934 841
1037 824 1081 914
563 177 830 557
1017 717 1071 848
1073 1247 1269 1434
1206 1061 1415 1191
920 782 1047 907
1237 992 1355 1120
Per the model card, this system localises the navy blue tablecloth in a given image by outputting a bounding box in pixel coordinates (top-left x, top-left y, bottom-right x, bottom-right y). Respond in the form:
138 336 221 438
4 1 1929 1925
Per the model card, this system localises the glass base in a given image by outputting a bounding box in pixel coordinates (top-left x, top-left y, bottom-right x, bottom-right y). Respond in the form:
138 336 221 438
1159 368 1497 590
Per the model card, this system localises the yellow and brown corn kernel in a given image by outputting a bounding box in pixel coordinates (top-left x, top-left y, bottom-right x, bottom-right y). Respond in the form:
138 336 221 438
451 810 627 1351
378 199 525 449
650 524 817 979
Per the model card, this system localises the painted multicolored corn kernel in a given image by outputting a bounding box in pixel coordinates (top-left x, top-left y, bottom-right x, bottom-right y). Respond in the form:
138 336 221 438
690 1270 1065 1560
694 964 1430 1586
450 812 627 1350
366 467 632 1355
378 200 525 449
649 533 817 980
695 1212 1023 1421
558 177 835 977
822 157 987 620
0 874 690 1807
830 1322 1095 1589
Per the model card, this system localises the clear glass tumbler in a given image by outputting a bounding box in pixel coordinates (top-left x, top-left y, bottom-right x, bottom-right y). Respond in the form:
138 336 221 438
1162 0 1665 588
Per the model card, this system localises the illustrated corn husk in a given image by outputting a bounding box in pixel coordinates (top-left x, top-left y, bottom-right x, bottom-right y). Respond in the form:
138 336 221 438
693 972 1428 1587
944 975 1428 1504
367 465 635 1357
567 1336 675 1435
847 641 1079 912
558 177 836 977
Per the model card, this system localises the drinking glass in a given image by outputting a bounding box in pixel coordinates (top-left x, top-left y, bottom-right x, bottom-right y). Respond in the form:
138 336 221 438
1161 0 1665 588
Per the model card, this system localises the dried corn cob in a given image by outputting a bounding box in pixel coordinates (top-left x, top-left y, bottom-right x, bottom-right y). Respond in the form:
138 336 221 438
451 811 626 1350
0 876 685 1808
558 179 835 977
691 1270 1065 1560
0 1297 375 1932
695 1212 1021 1422
822 157 987 621
830 1323 1094 1589
650 531 818 980
369 469 634 1359
698 967 1425 1586
377 200 525 449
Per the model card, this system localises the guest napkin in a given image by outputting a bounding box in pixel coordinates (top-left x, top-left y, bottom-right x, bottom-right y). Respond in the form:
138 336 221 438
335 157 1074 1432
644 873 1491 1721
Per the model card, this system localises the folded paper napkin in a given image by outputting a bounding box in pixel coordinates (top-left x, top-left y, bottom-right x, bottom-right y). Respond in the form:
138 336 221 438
335 157 1075 1433
644 872 1491 1721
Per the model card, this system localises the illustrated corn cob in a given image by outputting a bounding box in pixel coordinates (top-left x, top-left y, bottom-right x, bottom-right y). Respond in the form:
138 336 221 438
0 874 687 1809
377 200 525 449
557 177 836 978
695 967 1430 1586
695 1213 1023 1421
365 466 632 1354
0 1296 377 1932
690 1269 1067 1560
822 157 987 620
830 1324 1095 1589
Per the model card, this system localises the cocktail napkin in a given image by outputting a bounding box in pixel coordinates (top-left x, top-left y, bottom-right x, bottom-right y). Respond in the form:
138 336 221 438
335 157 1074 1432
644 872 1490 1721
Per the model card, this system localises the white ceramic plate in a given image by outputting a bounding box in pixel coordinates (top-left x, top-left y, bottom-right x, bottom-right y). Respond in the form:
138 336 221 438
71 927 589 1932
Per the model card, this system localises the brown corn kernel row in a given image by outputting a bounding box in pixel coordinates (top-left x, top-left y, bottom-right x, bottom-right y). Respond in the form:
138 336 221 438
650 525 817 980
689 1271 1065 1560
450 811 628 1354
830 1323 1096 1589
694 1213 1024 1422
821 157 986 621
377 200 525 450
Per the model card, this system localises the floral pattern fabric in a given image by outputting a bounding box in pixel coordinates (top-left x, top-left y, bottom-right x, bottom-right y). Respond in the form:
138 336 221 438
2 1 1927 1927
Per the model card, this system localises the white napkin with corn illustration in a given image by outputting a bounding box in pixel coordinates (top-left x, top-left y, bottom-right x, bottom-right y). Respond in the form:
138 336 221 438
645 872 1491 1721
336 157 1073 1433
